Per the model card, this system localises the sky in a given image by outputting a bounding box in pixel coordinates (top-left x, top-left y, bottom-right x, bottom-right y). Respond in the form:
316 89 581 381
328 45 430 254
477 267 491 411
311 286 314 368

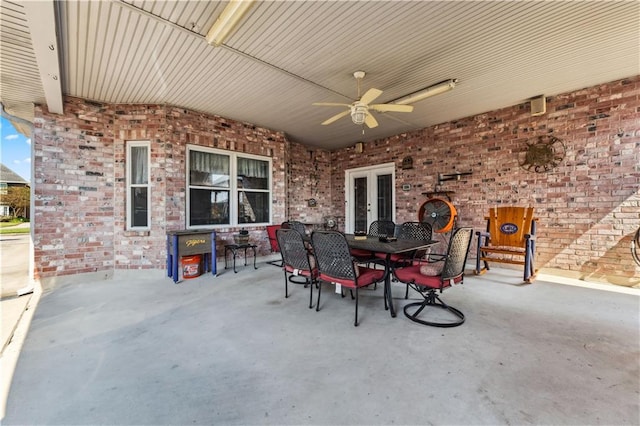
0 116 31 182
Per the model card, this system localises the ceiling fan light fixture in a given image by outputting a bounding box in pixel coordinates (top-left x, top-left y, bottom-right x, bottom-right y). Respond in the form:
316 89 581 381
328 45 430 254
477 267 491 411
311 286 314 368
206 0 255 47
393 79 458 105
351 105 367 125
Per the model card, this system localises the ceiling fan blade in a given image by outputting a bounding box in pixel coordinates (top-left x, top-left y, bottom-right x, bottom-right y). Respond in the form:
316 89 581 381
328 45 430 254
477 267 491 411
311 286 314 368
313 102 351 107
370 104 414 113
359 88 383 105
321 109 351 125
364 112 379 128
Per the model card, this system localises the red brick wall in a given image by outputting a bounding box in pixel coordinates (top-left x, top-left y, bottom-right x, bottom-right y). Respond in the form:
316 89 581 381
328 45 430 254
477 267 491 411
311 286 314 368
33 99 287 281
331 76 640 285
32 76 639 285
285 143 333 224
33 98 116 279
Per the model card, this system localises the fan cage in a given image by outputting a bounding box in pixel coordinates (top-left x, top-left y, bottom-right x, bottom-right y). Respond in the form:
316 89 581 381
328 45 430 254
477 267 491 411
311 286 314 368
418 197 457 233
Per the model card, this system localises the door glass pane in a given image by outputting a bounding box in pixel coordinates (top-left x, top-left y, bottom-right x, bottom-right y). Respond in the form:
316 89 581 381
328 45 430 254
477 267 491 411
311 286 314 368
377 174 393 221
354 176 368 232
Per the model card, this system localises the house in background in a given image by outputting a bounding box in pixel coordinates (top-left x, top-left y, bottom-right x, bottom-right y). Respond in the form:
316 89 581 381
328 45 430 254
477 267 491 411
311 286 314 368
0 163 30 219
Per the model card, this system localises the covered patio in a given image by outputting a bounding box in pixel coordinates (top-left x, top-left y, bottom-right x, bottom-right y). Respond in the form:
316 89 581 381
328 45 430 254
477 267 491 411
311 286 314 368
4 262 638 425
1 2 638 423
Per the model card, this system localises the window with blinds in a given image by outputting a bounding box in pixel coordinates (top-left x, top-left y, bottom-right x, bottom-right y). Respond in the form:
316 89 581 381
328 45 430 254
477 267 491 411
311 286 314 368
126 141 150 230
187 145 271 228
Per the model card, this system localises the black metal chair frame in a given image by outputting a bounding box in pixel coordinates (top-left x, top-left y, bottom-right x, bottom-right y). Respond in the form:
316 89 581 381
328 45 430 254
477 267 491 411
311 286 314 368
276 228 317 309
394 227 473 328
281 220 313 283
282 220 307 235
379 221 434 298
397 221 433 256
633 226 640 267
311 230 386 326
369 220 396 237
350 220 396 263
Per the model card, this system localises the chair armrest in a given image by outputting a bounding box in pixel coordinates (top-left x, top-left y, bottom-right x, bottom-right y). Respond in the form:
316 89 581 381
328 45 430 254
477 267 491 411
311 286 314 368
476 231 491 246
405 256 446 267
364 258 387 269
425 253 447 263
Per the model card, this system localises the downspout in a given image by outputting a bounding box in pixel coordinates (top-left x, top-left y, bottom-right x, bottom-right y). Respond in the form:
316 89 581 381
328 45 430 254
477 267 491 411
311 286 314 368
0 103 33 138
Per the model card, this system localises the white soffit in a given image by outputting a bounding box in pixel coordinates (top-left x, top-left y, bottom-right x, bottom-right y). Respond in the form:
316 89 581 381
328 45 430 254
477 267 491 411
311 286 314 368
3 1 640 149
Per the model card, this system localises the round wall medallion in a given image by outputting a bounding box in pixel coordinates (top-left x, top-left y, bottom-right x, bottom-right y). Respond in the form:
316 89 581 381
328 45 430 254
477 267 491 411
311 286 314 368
519 135 566 173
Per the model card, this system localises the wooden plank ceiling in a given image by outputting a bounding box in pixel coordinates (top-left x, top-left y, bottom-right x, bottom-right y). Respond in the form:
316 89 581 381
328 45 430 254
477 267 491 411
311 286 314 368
1 0 638 149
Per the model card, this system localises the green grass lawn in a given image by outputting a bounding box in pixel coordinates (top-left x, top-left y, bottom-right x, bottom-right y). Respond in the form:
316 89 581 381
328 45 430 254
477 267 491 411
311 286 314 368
0 222 30 234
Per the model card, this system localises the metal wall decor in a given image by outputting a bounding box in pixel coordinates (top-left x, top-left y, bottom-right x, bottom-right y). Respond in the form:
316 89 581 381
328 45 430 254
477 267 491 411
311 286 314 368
437 171 473 185
323 216 337 230
519 135 566 172
401 156 413 169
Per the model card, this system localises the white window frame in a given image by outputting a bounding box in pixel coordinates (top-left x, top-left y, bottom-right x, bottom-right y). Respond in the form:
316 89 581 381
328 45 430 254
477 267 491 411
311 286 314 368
187 144 272 229
126 141 151 230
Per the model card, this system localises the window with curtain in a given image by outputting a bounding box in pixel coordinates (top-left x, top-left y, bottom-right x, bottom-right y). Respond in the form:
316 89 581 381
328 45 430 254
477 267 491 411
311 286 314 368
127 141 150 230
187 145 271 228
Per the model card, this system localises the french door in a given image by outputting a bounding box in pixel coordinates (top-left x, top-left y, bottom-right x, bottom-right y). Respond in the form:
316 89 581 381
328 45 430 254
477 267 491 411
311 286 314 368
344 163 395 234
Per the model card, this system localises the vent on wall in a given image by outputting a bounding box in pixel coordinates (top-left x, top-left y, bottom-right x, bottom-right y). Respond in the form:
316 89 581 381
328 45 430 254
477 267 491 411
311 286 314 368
530 95 546 116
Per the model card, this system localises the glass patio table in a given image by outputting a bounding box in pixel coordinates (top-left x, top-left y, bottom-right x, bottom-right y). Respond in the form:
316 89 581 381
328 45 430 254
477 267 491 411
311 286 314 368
345 234 438 318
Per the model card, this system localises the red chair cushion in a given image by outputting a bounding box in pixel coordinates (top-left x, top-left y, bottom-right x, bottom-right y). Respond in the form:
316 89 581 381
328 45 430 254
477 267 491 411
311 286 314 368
284 264 318 278
350 248 373 258
375 252 410 263
393 265 462 289
319 266 384 289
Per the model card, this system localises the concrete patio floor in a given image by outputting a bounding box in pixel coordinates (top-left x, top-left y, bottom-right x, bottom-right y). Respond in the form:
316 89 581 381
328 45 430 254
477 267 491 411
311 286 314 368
2 261 639 425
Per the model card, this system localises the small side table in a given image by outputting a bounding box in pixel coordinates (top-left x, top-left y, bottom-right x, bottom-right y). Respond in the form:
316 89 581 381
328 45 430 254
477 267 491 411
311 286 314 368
224 243 258 273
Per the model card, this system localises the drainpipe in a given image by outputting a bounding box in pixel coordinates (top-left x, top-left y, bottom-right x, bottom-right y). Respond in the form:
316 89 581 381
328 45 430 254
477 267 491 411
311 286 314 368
0 103 33 138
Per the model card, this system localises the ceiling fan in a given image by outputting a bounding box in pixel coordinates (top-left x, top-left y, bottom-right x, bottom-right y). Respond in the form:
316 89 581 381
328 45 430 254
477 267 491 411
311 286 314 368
313 71 413 128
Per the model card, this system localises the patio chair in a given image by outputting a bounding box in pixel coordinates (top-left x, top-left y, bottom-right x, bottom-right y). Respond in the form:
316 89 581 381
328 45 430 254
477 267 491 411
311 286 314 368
276 228 318 309
391 221 434 298
474 206 537 283
393 227 473 327
311 230 386 326
350 220 396 261
375 221 433 270
282 220 307 235
266 224 283 267
369 220 396 237
397 221 432 250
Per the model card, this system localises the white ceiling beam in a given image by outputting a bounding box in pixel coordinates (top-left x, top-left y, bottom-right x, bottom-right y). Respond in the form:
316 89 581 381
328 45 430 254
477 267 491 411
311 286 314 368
23 0 63 114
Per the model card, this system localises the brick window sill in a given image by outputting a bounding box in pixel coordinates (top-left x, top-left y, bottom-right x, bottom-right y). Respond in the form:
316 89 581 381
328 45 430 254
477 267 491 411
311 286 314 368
124 230 150 237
